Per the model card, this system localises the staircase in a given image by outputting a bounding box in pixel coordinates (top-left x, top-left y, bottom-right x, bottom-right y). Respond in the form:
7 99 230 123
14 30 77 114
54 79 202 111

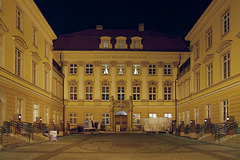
219 134 240 148
32 133 49 144
0 134 29 150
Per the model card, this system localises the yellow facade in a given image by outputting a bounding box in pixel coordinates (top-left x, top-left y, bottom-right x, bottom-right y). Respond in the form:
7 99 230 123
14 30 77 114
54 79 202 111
0 0 63 126
178 0 240 125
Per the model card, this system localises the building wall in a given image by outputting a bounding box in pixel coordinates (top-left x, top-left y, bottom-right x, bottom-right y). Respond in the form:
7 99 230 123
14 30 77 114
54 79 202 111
0 0 63 126
178 0 240 125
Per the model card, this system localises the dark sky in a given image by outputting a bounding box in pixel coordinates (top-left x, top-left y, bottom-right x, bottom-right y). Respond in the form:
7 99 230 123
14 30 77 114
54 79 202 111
34 0 212 39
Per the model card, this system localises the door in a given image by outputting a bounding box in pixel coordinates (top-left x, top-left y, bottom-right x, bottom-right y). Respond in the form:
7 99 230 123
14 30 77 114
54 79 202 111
115 115 127 131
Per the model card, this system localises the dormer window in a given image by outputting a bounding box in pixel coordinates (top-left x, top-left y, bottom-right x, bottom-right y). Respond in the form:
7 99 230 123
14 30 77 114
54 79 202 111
133 64 140 75
115 37 127 49
102 64 109 75
130 37 143 49
133 41 140 49
99 36 112 49
119 41 124 48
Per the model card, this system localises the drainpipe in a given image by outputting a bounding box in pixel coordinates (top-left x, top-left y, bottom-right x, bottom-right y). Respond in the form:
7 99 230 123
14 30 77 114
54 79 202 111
60 52 65 133
175 54 181 124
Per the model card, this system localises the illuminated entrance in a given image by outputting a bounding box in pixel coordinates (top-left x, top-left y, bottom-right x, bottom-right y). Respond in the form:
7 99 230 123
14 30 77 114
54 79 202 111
109 96 134 131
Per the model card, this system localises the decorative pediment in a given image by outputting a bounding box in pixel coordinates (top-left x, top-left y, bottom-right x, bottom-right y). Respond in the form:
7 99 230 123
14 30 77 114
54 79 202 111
31 52 42 62
43 62 51 70
132 79 141 86
12 36 28 50
85 80 94 85
68 79 78 85
148 80 157 86
216 40 232 53
192 63 201 72
164 80 173 86
102 79 110 85
202 54 214 64
0 18 9 33
116 80 125 86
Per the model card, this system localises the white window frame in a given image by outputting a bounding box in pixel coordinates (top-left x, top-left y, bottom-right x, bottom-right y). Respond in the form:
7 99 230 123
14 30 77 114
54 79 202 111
117 64 125 75
149 113 157 118
102 86 110 101
102 64 110 75
149 64 156 75
85 86 93 101
102 113 110 125
69 113 77 125
118 40 124 48
222 52 230 80
133 113 141 125
164 86 172 101
133 40 140 49
149 86 156 101
207 64 213 87
222 100 229 122
33 104 39 122
117 86 125 100
15 48 23 77
103 40 109 48
85 113 93 120
133 86 140 101
86 64 93 75
223 10 230 35
207 29 212 49
133 64 140 75
70 63 77 75
164 64 171 75
69 86 77 101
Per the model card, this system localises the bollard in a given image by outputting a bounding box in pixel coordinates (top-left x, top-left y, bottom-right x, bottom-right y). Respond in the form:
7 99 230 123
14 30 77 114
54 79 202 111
36 117 42 133
204 118 211 134
12 114 21 134
226 116 235 135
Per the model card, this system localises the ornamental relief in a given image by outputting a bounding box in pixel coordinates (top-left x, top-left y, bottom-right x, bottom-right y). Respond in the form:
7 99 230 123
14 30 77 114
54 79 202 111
102 79 110 85
148 80 157 86
164 80 173 86
68 79 78 85
132 79 142 86
116 80 125 86
85 80 94 85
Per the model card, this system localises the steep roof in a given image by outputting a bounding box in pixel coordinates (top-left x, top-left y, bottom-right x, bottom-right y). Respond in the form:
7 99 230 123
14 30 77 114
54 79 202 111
53 29 189 52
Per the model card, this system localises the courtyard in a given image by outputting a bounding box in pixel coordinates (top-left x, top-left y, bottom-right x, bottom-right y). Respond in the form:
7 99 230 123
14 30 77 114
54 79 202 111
0 133 240 160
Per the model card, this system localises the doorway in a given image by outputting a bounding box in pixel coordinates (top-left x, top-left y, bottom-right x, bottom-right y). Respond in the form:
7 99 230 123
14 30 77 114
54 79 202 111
115 111 127 131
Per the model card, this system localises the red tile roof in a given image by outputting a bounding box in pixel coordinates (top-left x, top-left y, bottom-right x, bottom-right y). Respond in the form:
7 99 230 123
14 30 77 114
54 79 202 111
53 29 189 52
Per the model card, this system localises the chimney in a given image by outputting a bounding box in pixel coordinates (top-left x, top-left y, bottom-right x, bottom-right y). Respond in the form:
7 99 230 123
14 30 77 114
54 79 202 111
96 25 103 30
139 23 144 32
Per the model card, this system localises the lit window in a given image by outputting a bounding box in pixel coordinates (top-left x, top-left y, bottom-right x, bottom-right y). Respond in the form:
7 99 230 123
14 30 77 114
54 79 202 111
117 87 125 100
164 113 172 119
102 113 110 125
133 86 140 101
164 86 171 101
86 86 93 101
33 27 38 47
133 64 140 75
15 48 22 77
222 52 230 80
207 29 212 49
223 11 229 34
117 64 125 75
86 64 93 75
102 64 109 75
195 72 200 92
118 41 124 48
206 104 211 119
222 100 228 122
70 64 77 75
45 107 49 124
85 113 93 120
149 113 157 118
69 113 77 125
102 86 109 101
33 104 39 122
16 8 23 31
133 41 140 49
164 64 171 75
70 86 77 101
16 98 23 115
149 86 156 101
195 42 199 60
32 61 37 85
133 113 141 125
103 40 109 48
149 64 156 75
207 64 213 87
195 107 199 124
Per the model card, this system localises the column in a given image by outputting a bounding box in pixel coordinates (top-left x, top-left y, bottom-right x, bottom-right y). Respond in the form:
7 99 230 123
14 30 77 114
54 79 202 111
126 61 132 98
141 61 149 103
110 61 117 98
157 61 164 101
78 61 84 105
94 61 101 104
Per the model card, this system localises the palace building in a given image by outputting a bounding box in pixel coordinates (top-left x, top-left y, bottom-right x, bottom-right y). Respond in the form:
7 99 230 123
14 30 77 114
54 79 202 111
0 0 64 126
177 0 240 125
53 24 189 131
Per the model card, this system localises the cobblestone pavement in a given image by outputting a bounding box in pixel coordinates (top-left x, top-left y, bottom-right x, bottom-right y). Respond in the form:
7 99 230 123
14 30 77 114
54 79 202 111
0 133 240 160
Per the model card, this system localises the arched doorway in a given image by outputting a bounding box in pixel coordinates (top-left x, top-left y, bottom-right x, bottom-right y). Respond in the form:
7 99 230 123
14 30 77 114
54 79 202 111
115 111 127 131
0 87 6 126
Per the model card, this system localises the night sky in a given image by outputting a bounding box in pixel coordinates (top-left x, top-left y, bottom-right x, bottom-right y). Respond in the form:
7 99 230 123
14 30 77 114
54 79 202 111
34 0 212 40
